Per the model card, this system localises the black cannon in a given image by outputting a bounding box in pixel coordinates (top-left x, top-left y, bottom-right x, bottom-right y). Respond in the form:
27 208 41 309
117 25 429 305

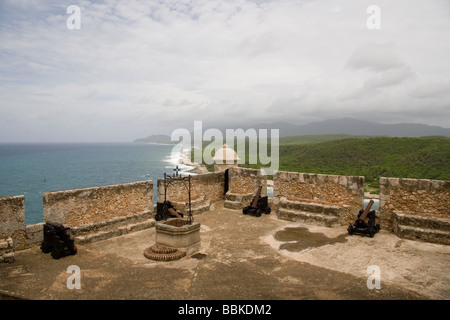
243 186 271 217
40 221 77 259
347 200 381 237
155 201 184 221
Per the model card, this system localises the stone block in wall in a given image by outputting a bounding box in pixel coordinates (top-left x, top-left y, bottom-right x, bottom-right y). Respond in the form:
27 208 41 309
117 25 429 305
268 197 279 214
430 179 449 190
25 223 44 247
0 237 15 263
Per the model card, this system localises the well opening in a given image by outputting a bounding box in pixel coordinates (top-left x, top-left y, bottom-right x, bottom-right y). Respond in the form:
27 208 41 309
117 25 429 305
163 218 190 227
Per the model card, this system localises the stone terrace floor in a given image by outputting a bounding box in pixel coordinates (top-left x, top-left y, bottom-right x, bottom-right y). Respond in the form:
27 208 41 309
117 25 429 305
1 201 449 300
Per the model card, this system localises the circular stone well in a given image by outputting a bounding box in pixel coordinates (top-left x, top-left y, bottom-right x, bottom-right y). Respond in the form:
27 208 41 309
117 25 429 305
144 218 201 261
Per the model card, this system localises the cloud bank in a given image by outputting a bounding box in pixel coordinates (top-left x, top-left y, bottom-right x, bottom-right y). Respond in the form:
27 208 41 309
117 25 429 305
0 0 449 142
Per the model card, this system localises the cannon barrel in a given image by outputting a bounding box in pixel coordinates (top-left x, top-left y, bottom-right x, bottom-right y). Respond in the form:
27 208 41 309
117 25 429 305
168 207 183 218
358 199 374 222
251 186 262 208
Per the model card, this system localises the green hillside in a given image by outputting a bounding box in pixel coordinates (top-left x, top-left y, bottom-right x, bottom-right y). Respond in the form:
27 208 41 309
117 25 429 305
279 134 367 146
233 135 449 193
277 136 450 192
195 135 449 193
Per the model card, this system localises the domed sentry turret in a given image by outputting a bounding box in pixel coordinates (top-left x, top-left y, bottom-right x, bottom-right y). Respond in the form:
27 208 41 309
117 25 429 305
212 144 240 172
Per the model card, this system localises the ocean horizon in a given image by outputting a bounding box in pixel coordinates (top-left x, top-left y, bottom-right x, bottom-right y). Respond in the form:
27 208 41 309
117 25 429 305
0 142 191 225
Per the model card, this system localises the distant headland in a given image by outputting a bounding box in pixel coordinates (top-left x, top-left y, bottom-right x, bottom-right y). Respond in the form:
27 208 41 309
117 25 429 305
133 134 175 144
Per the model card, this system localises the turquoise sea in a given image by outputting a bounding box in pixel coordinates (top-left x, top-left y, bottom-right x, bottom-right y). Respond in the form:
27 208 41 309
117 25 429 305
0 143 188 224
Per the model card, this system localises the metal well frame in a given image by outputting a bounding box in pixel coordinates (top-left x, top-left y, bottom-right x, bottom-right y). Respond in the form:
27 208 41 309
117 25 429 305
163 168 192 224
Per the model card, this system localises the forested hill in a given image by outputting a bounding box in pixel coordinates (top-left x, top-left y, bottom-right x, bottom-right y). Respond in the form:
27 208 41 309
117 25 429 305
277 136 450 191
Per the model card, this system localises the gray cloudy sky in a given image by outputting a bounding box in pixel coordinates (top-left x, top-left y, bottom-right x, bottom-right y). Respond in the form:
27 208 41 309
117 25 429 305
0 0 449 142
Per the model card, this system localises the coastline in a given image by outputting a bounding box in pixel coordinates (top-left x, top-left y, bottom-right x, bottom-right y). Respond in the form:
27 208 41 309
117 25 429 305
179 148 209 175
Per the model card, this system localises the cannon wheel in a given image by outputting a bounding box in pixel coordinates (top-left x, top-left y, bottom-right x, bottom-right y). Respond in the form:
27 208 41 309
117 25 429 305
347 225 354 235
40 243 53 254
51 250 62 259
264 207 271 214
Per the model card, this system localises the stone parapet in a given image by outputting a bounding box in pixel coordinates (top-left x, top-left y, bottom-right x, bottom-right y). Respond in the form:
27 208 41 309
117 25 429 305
273 171 364 226
0 195 26 252
379 177 450 232
224 192 254 210
277 197 346 227
171 195 211 216
2 171 449 252
43 180 154 227
0 237 14 263
228 167 267 196
393 211 450 245
25 223 44 247
158 172 225 204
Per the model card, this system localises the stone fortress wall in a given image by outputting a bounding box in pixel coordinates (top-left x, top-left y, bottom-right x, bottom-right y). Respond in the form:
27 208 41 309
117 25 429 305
380 177 449 221
43 180 154 227
1 196 26 262
272 171 365 226
228 167 267 196
1 181 155 262
1 167 449 262
379 177 450 244
224 167 267 210
157 171 225 205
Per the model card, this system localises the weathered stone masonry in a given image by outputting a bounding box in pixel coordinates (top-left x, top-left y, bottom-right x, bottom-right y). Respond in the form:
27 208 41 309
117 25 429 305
228 167 267 196
42 180 155 244
157 172 225 204
380 177 449 222
157 171 226 215
224 167 267 210
0 237 14 263
43 180 154 227
380 177 450 244
273 171 365 226
1 180 156 261
1 196 24 261
0 195 29 262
